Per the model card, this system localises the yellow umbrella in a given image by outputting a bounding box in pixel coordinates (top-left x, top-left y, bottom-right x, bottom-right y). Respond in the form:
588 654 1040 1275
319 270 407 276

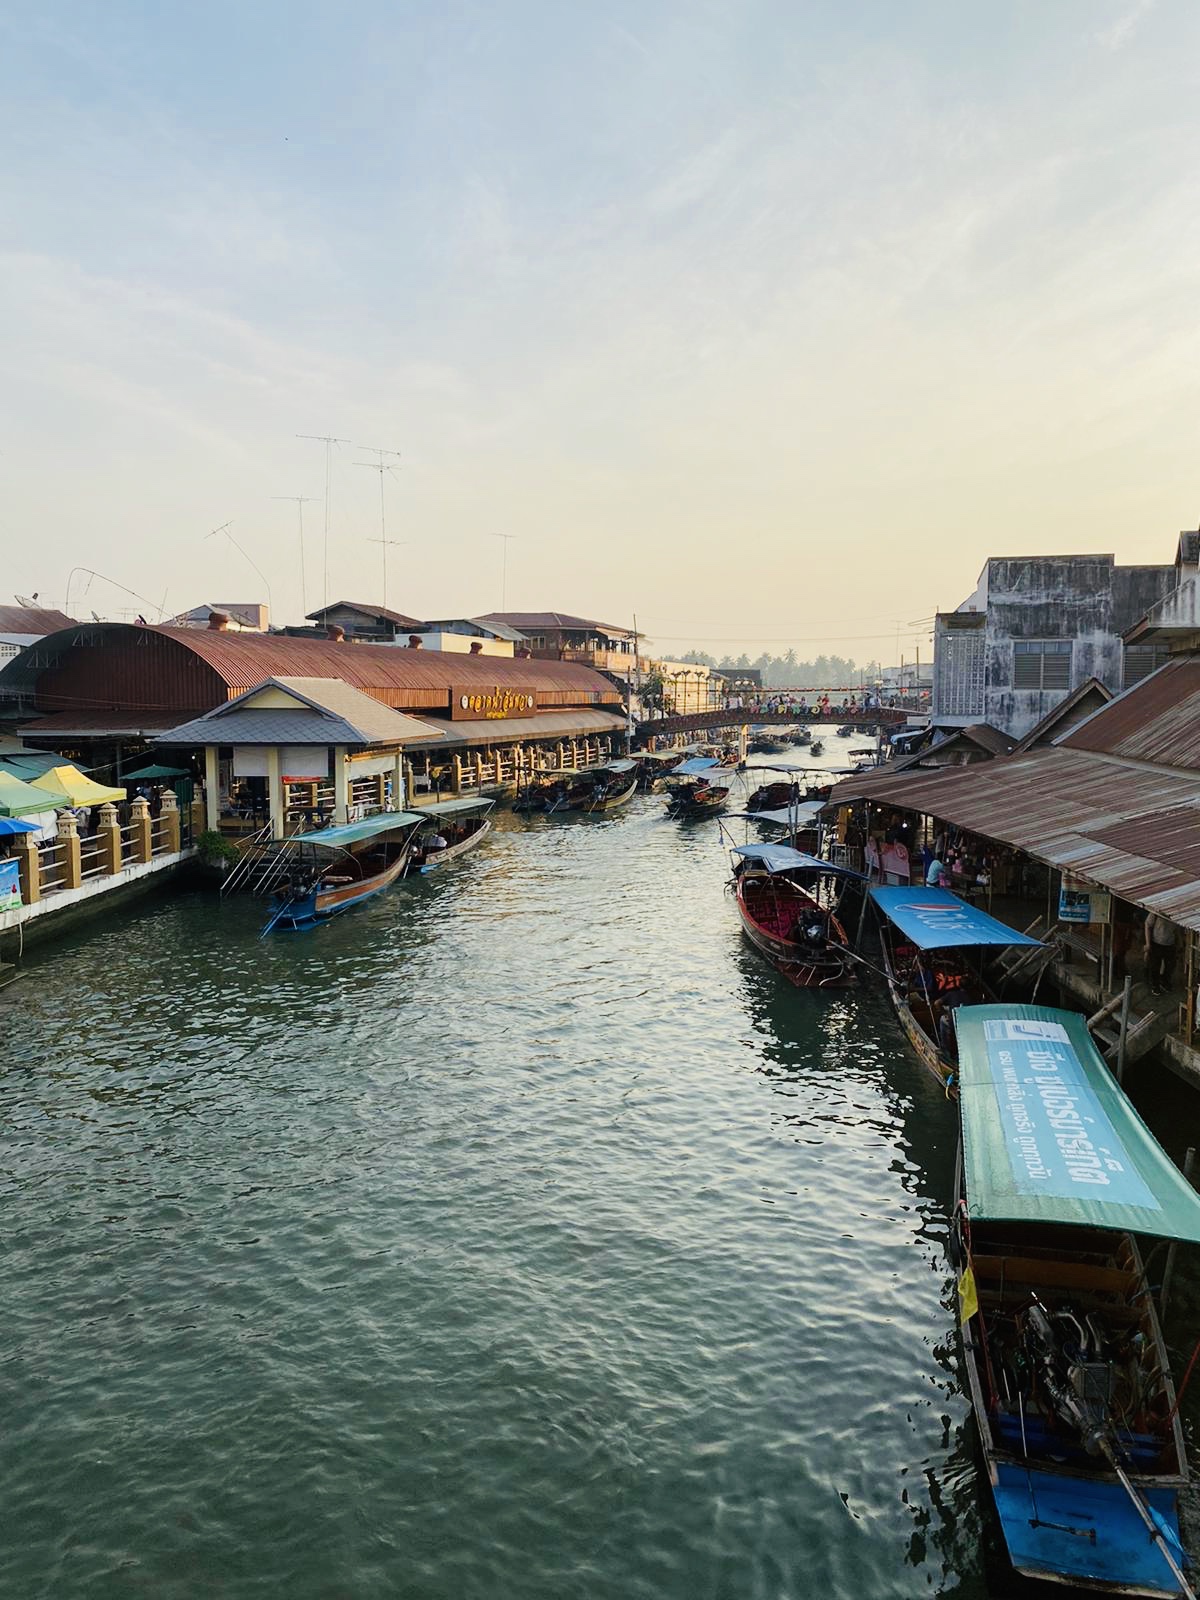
31 764 125 807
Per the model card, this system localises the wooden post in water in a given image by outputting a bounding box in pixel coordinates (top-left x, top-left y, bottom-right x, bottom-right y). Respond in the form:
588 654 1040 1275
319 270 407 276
1115 975 1133 1084
1161 1146 1196 1317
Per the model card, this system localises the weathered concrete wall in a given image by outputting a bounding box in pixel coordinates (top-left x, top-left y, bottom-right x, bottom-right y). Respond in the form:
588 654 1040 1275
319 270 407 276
981 556 1174 738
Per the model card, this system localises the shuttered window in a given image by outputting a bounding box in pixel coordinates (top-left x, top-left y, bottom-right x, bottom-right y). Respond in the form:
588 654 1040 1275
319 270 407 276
1122 646 1169 689
1013 640 1072 690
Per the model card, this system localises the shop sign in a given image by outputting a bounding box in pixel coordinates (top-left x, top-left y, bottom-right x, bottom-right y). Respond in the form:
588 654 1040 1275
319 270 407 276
1058 881 1110 924
452 686 537 721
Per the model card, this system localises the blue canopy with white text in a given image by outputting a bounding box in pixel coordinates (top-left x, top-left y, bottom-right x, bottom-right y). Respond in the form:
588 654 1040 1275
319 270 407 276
869 886 1043 950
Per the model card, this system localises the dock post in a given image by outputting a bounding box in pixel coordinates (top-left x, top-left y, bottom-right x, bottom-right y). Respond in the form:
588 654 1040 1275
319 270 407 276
129 795 152 864
160 790 181 854
15 830 40 905
97 802 122 875
58 810 82 889
1161 1146 1196 1317
1115 975 1133 1083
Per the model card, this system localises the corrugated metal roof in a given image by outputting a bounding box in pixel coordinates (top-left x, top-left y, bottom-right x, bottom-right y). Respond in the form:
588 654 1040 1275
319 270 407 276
827 747 1200 930
0 606 75 634
1061 657 1200 768
1011 677 1112 753
305 601 423 628
478 611 635 637
154 627 618 705
19 712 186 737
404 708 628 749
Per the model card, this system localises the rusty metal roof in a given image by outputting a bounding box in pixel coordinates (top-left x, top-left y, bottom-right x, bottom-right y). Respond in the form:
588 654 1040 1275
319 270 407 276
1012 676 1113 753
828 746 1200 930
478 611 635 637
304 601 423 628
0 606 75 634
1060 656 1200 768
155 627 620 705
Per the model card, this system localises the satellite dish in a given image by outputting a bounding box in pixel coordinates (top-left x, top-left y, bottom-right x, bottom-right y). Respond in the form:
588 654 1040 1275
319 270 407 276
91 611 101 623
14 594 35 606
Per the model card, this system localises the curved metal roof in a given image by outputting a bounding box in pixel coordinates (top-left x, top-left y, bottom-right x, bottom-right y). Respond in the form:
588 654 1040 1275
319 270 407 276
0 623 621 715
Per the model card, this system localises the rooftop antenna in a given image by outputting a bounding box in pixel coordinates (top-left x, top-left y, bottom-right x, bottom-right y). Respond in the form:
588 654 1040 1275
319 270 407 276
491 533 517 611
297 433 351 615
273 495 316 617
354 446 405 611
205 521 273 622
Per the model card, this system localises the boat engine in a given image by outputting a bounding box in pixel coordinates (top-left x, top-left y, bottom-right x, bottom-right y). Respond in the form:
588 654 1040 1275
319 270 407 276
1019 1298 1115 1458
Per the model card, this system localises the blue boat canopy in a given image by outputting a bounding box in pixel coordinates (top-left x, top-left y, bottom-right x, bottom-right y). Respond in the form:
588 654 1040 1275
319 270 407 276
956 1004 1200 1242
598 758 636 774
294 810 423 847
870 886 1043 950
732 842 864 878
672 757 721 775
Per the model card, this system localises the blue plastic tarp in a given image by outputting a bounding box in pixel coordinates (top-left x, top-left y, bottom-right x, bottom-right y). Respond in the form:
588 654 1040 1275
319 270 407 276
869 886 1043 950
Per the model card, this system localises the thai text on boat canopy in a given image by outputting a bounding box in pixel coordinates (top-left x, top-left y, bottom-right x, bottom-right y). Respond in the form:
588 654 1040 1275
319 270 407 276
955 1003 1200 1242
869 886 1044 950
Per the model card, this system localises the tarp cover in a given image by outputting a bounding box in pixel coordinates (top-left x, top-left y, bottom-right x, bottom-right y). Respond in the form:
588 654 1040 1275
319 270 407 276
421 796 496 819
726 802 823 827
31 764 125 806
732 842 863 877
672 757 721 775
0 771 66 816
869 886 1043 950
0 816 39 836
294 811 423 847
956 1004 1200 1242
599 759 635 774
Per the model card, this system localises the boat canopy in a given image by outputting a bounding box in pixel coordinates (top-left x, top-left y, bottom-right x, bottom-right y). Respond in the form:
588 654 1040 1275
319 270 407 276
421 796 496 818
636 751 681 763
726 802 823 827
732 842 864 878
598 759 636 774
956 1004 1200 1243
869 886 1043 950
673 757 722 775
294 810 423 847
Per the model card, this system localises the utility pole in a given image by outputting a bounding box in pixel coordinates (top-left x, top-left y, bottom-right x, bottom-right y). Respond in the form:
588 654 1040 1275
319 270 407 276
206 521 273 624
354 446 404 610
272 496 315 618
297 434 351 616
491 533 517 610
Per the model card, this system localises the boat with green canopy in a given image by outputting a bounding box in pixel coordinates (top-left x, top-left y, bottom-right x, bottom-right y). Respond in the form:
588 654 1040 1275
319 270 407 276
950 1003 1200 1599
410 796 494 872
262 810 425 931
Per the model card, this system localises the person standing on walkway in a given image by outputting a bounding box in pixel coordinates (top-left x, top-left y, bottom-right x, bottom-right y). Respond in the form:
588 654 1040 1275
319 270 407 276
1144 912 1177 995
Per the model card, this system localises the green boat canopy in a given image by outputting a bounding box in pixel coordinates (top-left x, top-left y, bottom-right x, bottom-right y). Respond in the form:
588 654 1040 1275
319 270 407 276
956 1004 1200 1243
421 797 495 819
293 811 423 848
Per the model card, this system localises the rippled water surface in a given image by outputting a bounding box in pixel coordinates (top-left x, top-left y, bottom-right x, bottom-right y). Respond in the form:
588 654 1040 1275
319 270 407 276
5 744 1200 1598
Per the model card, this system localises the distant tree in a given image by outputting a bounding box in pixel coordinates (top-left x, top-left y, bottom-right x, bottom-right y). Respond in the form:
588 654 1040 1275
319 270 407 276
680 649 717 668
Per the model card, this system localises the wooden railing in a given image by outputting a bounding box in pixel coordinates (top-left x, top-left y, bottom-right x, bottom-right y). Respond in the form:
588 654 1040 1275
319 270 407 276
11 793 189 909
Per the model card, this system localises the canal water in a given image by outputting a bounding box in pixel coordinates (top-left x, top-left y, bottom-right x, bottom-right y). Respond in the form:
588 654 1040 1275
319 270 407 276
5 737 1200 1598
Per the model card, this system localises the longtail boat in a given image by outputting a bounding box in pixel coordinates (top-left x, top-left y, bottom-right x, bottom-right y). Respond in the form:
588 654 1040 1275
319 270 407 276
951 1003 1200 1598
513 768 580 813
262 810 424 931
729 841 862 987
871 886 1044 1092
570 759 638 813
635 751 683 791
411 797 494 871
663 758 729 818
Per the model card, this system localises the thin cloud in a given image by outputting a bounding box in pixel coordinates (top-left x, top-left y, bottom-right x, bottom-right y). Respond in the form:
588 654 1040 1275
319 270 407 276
1098 0 1156 51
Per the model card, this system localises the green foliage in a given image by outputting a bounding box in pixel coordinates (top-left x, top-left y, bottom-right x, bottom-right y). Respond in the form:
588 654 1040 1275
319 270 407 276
196 829 241 867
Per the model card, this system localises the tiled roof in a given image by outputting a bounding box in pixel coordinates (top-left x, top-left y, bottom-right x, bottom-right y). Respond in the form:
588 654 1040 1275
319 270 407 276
305 601 422 629
156 677 444 747
479 611 634 637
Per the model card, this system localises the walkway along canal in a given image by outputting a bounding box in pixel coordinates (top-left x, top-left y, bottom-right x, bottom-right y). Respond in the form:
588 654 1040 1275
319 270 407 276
5 759 1200 1597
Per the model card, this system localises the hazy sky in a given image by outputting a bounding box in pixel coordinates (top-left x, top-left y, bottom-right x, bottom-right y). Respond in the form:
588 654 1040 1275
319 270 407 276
2 1 1197 662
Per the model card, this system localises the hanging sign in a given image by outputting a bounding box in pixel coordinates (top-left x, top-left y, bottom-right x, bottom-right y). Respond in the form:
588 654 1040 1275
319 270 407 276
1058 882 1110 924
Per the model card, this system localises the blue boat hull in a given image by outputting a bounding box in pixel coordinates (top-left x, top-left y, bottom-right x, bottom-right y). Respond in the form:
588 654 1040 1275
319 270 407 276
993 1463 1185 1595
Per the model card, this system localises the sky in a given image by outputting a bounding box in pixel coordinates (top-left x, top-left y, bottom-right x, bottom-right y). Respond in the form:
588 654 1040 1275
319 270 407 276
2 0 1198 663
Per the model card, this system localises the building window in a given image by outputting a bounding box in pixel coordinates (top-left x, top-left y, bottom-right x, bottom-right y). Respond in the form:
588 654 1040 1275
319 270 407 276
1123 645 1169 689
934 629 985 718
1013 640 1072 690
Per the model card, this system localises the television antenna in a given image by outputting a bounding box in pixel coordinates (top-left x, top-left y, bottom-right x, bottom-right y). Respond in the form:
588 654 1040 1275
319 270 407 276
297 433 351 614
205 521 273 621
490 533 517 611
354 446 405 610
273 495 316 617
